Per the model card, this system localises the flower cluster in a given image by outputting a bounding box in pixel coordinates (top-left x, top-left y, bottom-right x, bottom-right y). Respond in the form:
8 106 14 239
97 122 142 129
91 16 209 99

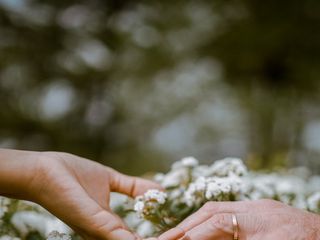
0 199 73 240
130 157 249 234
46 231 71 240
0 156 319 239
0 197 11 220
131 157 320 236
184 175 243 207
134 189 167 219
307 192 320 213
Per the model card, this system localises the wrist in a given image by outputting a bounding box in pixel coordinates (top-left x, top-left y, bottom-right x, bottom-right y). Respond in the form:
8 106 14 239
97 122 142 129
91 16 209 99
0 149 42 200
27 151 69 204
24 151 57 203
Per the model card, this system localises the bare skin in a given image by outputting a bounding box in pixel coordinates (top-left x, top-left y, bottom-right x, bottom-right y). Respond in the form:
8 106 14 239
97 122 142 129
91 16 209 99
0 149 161 240
148 199 320 240
1 149 320 240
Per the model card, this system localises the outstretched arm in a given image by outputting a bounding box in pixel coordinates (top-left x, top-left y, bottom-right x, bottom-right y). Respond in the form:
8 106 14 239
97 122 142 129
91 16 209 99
0 148 161 240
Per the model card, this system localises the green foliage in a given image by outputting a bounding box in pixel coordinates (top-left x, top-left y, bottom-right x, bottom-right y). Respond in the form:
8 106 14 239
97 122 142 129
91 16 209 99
1 0 320 172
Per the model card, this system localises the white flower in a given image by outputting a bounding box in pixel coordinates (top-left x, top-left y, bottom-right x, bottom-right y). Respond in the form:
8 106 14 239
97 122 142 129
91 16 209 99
134 189 167 219
169 189 184 199
11 211 72 238
208 158 247 177
144 190 167 204
205 181 222 199
11 212 48 237
134 201 145 213
124 212 142 230
45 219 73 237
243 174 277 200
193 177 207 191
205 177 234 200
307 192 320 213
192 165 211 178
158 157 199 188
154 173 165 182
0 197 11 218
183 177 207 206
292 195 308 210
0 208 6 219
160 168 189 188
172 157 199 169
46 231 71 240
181 157 199 167
183 175 244 206
308 176 320 193
275 176 306 196
0 236 20 240
136 221 156 238
109 192 129 211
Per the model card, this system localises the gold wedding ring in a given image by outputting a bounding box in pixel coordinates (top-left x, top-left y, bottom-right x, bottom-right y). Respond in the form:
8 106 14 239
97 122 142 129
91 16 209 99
232 214 239 240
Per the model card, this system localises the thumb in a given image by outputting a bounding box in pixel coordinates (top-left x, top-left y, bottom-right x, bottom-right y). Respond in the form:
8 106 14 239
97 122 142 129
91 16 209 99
109 170 163 197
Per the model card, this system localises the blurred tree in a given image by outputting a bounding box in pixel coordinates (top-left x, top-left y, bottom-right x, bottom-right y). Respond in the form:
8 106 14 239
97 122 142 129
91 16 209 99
202 0 320 168
1 0 320 174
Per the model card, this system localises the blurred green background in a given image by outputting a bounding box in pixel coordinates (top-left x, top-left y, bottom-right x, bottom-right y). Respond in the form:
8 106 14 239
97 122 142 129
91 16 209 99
1 0 320 174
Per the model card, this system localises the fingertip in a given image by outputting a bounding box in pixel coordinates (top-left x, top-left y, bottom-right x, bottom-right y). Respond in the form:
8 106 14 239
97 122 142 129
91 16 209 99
157 227 185 240
134 178 164 196
134 232 143 240
107 229 139 240
110 171 164 197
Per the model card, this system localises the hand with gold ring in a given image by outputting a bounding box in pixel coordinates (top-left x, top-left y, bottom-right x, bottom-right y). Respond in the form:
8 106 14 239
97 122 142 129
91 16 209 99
146 199 320 240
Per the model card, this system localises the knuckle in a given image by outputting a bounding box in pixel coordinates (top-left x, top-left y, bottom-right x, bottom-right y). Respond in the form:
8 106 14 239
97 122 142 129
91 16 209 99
211 214 229 226
158 227 185 240
258 199 283 207
209 214 232 233
202 202 215 211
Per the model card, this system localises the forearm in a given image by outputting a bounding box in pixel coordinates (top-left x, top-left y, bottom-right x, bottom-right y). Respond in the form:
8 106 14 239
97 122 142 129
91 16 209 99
0 148 39 200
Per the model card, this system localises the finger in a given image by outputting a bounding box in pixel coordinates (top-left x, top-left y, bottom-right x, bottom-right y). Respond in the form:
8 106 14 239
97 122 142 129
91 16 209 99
87 209 139 240
82 229 140 240
159 201 248 240
157 209 211 240
55 190 135 239
182 201 248 229
157 226 186 240
110 170 163 197
183 213 234 240
107 228 141 240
